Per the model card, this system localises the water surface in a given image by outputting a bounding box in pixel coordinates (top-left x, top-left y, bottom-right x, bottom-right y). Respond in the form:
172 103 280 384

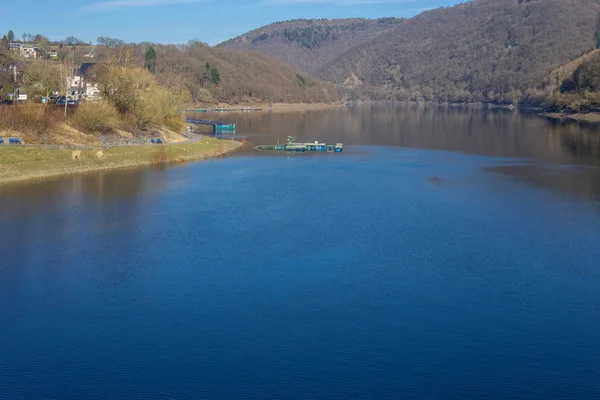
1 104 599 399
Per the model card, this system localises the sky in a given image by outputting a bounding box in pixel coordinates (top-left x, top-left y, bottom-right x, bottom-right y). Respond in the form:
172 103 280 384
2 0 464 46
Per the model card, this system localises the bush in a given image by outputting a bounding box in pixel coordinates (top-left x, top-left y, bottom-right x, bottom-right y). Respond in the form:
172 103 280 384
96 64 186 131
71 101 121 133
165 115 185 132
568 99 592 113
0 105 65 134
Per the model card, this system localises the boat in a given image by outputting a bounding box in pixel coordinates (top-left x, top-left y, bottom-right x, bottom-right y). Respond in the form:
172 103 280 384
255 136 343 153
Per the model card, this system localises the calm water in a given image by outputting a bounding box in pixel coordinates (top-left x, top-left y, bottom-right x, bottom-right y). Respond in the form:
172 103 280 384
1 104 600 399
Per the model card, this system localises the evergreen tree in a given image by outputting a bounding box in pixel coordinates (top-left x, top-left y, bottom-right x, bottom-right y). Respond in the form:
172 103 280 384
7 30 14 43
144 46 156 73
210 67 220 85
205 63 220 85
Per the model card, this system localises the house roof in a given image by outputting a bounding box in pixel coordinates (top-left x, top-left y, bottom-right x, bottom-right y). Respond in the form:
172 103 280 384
78 63 96 75
74 63 101 79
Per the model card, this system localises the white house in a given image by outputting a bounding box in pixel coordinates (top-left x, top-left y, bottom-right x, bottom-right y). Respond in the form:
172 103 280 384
19 44 37 58
9 43 37 58
70 63 101 99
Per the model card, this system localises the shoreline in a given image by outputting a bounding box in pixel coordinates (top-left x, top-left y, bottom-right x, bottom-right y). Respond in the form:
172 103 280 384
0 138 242 186
191 102 345 113
539 112 600 124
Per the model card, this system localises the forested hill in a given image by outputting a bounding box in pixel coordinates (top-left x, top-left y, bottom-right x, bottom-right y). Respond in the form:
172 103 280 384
218 18 402 75
319 0 600 103
97 42 339 104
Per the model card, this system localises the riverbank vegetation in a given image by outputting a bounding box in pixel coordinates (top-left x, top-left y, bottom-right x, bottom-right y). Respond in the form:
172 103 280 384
0 51 188 145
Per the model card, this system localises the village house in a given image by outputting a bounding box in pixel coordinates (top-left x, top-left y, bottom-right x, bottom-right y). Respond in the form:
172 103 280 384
48 49 59 58
20 45 37 58
8 43 37 58
70 63 101 99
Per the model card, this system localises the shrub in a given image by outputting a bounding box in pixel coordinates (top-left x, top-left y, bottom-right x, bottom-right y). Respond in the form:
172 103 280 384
71 101 121 133
0 105 65 134
96 64 186 130
165 115 185 132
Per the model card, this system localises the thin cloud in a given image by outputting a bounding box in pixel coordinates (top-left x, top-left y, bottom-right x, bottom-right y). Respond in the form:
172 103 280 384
77 0 207 14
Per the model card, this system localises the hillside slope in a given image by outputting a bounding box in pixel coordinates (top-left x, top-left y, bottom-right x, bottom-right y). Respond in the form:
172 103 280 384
319 0 600 103
110 41 338 104
543 49 600 92
218 18 402 75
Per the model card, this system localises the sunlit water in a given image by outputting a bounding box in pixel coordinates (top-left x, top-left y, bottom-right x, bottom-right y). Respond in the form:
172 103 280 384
1 104 599 399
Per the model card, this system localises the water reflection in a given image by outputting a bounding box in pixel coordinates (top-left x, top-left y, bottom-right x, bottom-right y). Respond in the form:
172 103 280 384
2 104 600 208
196 103 600 201
0 168 170 290
196 104 599 163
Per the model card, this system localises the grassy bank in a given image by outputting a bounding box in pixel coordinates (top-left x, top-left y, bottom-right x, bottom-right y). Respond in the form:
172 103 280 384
0 138 241 185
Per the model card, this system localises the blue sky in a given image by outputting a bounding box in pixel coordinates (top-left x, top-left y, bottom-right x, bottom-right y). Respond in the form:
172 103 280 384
3 0 463 46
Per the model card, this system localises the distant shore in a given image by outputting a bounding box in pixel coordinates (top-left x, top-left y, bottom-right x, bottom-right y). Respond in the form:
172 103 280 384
190 102 345 113
206 101 600 125
539 112 600 124
259 102 345 112
0 138 242 185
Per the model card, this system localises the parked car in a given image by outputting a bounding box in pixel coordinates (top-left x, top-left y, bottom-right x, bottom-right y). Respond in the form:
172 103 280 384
56 96 79 105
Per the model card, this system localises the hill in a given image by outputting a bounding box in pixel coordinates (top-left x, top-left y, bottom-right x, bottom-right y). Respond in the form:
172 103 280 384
538 48 600 113
318 0 600 103
13 41 339 105
218 18 402 75
543 49 600 93
143 42 339 104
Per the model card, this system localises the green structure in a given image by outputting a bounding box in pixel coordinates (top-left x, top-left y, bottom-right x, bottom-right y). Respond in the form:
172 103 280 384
256 136 343 153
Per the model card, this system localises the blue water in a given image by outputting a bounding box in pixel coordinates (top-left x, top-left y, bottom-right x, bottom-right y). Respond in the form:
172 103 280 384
1 108 600 399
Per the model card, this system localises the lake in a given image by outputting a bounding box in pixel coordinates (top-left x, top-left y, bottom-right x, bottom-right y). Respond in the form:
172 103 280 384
1 103 599 399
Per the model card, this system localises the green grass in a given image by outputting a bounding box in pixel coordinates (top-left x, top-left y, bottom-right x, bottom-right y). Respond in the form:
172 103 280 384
0 138 241 184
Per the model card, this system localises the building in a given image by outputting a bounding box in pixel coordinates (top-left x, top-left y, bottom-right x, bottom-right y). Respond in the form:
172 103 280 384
48 49 58 58
70 63 101 99
20 45 37 58
8 43 37 58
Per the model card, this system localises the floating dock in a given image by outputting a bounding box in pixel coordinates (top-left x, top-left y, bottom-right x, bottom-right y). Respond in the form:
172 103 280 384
256 136 343 153
185 117 235 134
